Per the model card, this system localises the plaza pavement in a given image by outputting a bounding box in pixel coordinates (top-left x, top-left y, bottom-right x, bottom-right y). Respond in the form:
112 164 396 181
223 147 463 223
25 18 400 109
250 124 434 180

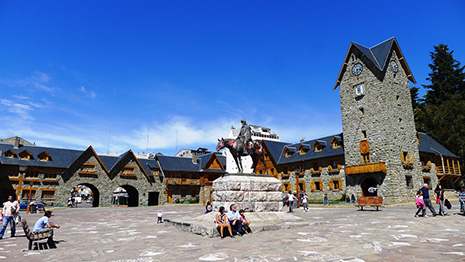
0 203 464 262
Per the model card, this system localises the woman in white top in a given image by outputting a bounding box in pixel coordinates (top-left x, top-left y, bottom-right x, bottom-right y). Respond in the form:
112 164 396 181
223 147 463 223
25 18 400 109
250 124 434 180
216 206 233 238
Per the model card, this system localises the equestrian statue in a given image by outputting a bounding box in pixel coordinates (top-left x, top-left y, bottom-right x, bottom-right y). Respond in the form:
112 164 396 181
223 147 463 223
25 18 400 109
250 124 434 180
216 119 268 174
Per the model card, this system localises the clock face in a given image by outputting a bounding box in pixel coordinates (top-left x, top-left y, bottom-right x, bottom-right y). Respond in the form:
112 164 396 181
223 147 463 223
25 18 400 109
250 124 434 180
390 60 399 73
352 63 363 76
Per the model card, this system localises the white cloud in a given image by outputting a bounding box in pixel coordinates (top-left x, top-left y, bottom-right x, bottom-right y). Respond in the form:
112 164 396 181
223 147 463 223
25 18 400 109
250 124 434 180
80 86 96 99
0 99 36 120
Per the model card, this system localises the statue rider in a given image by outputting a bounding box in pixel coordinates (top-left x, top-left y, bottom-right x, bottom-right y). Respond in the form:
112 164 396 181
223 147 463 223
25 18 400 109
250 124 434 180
238 119 253 154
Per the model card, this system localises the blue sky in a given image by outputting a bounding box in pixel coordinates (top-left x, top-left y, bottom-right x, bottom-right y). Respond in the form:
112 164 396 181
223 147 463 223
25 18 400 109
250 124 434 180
1 1 464 155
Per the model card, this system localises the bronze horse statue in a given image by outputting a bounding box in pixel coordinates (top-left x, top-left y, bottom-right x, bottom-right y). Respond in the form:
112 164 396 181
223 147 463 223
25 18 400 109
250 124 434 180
216 137 267 174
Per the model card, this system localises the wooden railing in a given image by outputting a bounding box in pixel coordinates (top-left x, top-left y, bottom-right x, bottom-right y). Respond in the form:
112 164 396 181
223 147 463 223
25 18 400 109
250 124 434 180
345 162 386 175
436 166 461 175
166 178 201 186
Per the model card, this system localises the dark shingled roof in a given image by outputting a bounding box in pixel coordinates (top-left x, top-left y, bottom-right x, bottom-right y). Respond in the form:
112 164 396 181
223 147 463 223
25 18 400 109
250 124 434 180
262 140 292 163
156 155 200 172
418 132 457 158
278 134 344 165
136 158 159 177
0 143 83 169
334 37 416 89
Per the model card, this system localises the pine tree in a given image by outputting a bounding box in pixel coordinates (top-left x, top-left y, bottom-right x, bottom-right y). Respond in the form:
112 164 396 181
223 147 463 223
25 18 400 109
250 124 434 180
415 44 465 178
423 44 465 105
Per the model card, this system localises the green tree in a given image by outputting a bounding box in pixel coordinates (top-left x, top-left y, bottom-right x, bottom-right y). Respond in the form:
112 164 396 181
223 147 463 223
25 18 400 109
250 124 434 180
415 44 465 178
423 44 465 105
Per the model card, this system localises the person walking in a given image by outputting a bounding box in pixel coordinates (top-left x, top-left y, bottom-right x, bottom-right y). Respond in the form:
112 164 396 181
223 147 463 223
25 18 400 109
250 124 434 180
0 195 20 239
415 190 427 217
434 184 448 216
302 193 309 212
456 186 465 214
287 191 296 213
420 184 437 217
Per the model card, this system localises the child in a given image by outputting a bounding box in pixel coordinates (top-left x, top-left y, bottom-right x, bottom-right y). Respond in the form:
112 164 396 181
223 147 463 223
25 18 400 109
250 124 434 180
415 190 427 218
239 209 251 234
157 211 163 223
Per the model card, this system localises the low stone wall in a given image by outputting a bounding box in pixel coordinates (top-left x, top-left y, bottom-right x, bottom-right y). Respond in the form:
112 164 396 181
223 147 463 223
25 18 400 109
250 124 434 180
212 173 283 212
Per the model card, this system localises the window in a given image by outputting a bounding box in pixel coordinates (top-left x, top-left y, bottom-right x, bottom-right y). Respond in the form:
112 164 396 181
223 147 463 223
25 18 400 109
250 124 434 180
401 151 414 168
25 170 39 179
329 178 342 190
298 182 306 192
311 180 322 191
282 182 290 192
4 150 16 158
311 162 322 174
19 150 33 160
41 190 56 199
81 163 96 173
360 107 364 116
423 176 431 186
362 153 370 164
329 159 341 173
22 189 36 200
362 130 367 139
122 166 135 175
43 173 58 180
405 175 413 188
38 151 52 162
281 167 290 178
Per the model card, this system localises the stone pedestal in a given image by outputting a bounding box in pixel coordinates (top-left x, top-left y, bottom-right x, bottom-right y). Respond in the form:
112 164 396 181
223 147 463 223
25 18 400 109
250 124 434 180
212 173 283 212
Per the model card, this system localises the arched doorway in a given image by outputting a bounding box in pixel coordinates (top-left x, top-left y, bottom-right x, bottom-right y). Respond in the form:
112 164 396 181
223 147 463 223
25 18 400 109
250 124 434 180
121 185 139 207
75 183 100 207
361 178 378 197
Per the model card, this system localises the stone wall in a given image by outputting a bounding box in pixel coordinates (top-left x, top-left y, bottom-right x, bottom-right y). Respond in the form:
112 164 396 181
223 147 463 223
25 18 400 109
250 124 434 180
339 49 428 203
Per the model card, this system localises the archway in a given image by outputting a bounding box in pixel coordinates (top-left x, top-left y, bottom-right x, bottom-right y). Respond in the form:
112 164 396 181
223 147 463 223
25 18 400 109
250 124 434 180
360 177 378 196
120 185 139 207
75 183 100 207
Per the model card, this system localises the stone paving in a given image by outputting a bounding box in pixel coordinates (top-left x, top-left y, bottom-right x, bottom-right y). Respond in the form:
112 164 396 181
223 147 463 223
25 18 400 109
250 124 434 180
0 204 464 261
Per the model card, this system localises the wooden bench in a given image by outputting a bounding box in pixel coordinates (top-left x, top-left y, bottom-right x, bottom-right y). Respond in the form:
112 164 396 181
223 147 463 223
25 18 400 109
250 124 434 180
21 219 56 250
356 196 383 211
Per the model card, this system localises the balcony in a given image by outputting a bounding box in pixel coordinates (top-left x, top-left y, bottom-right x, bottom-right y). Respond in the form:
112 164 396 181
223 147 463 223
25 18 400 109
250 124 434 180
8 175 20 181
436 166 461 176
166 178 200 186
345 162 386 175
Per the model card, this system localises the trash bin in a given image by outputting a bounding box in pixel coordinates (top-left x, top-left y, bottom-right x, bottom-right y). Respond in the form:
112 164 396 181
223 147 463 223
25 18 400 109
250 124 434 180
30 203 37 214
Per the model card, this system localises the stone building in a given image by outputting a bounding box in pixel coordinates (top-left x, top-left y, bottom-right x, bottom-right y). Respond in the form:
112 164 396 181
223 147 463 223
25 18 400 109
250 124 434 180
254 37 461 204
0 140 226 207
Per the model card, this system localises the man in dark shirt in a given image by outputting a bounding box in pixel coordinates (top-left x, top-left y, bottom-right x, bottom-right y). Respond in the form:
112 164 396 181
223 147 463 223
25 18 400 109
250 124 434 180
420 183 437 217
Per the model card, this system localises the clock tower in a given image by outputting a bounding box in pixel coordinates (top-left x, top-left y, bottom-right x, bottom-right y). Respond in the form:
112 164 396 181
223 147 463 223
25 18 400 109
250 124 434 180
334 37 424 203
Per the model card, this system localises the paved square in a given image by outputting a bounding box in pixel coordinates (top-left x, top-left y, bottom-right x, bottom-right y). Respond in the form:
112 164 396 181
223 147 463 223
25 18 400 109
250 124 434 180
0 204 464 261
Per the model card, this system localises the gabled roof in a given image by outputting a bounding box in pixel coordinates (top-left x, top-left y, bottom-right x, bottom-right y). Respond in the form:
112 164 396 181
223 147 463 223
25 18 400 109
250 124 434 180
67 146 110 174
418 132 457 158
107 150 151 180
278 134 344 165
198 152 227 173
262 140 292 163
334 37 416 89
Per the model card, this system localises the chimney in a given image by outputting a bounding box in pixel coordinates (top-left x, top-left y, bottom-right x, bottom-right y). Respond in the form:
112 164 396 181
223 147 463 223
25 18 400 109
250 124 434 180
192 151 198 164
14 137 20 149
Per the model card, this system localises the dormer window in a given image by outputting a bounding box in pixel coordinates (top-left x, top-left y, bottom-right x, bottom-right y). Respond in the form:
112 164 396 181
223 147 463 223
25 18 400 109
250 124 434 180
18 150 33 160
284 147 295 157
313 140 327 152
330 136 342 149
4 149 17 158
298 144 310 155
38 151 52 162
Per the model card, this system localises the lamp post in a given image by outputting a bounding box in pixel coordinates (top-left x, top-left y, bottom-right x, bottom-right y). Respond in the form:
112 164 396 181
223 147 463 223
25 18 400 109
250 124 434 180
17 166 27 201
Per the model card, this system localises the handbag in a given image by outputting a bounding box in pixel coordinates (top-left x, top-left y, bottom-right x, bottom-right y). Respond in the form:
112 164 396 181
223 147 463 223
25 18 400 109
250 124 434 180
445 199 452 209
436 198 440 204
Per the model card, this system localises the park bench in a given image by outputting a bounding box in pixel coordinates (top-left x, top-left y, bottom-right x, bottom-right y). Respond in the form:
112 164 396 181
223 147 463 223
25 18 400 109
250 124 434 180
21 219 56 250
356 196 383 211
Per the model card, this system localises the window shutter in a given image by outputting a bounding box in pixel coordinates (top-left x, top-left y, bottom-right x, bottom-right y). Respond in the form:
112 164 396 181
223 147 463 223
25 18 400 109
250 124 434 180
311 182 315 191
409 153 414 164
400 151 405 162
329 180 333 190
